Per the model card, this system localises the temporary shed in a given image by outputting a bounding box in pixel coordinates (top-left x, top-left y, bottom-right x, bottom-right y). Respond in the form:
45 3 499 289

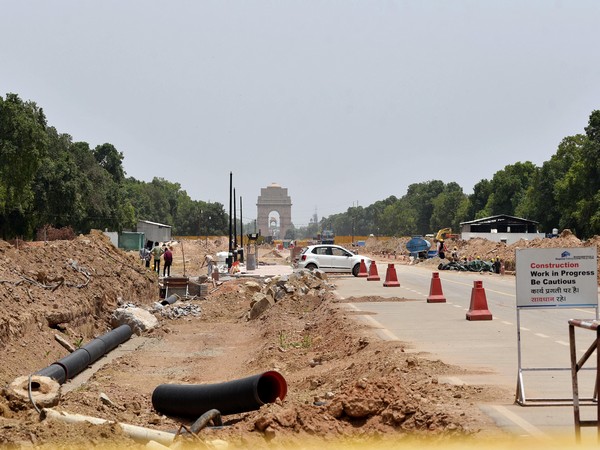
460 215 545 245
137 220 172 246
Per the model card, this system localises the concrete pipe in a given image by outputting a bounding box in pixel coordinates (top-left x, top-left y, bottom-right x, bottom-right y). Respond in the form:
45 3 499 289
7 375 61 409
160 294 179 306
152 371 287 418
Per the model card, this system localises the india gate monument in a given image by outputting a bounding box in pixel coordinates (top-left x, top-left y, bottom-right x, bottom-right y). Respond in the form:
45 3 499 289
256 183 292 239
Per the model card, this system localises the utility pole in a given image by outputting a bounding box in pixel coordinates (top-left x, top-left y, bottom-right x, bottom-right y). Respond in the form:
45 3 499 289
240 196 244 262
233 188 237 250
228 172 233 268
351 201 358 245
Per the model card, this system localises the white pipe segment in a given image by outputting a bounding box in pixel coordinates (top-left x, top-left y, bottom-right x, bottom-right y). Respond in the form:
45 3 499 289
42 408 175 446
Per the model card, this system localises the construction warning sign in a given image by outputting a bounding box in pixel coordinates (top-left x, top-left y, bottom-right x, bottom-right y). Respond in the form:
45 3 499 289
516 247 598 308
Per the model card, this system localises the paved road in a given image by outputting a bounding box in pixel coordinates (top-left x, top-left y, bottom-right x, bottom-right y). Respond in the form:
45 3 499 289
333 261 600 443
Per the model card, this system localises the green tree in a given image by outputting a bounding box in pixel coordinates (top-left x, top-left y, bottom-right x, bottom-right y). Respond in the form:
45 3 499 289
70 141 122 232
175 194 201 235
123 177 156 223
554 111 600 237
0 93 48 238
467 179 492 219
429 182 468 232
32 128 81 230
93 143 125 183
404 180 445 234
363 196 398 235
484 162 537 217
380 198 418 237
516 135 586 232
202 201 227 235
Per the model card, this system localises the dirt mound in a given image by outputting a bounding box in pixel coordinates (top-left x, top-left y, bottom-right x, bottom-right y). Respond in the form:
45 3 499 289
362 236 411 257
0 230 157 385
366 231 599 281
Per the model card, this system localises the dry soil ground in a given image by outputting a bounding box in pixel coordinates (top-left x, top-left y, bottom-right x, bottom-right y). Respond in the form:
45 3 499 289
0 231 597 448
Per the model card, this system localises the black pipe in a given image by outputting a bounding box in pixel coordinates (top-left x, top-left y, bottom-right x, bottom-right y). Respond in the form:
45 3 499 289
151 371 287 418
82 338 107 364
98 324 132 353
54 348 91 381
36 324 132 384
36 364 67 384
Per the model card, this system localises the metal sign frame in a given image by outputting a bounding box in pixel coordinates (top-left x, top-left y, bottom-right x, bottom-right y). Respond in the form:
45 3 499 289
515 247 598 406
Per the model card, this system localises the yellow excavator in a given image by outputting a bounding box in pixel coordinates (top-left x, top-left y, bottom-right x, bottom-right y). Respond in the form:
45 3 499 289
433 228 459 259
435 228 459 242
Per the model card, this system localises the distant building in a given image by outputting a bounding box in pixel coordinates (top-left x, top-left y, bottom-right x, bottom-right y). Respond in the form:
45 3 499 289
460 215 545 245
137 220 172 246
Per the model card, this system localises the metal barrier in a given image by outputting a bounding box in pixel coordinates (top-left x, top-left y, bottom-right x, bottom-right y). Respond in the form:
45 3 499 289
569 319 600 442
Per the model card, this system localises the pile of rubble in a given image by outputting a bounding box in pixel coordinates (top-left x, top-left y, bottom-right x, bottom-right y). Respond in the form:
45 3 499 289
154 302 202 320
107 268 333 331
243 270 333 320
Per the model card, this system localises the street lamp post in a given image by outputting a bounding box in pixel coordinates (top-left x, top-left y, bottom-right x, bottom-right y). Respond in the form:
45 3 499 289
206 216 211 247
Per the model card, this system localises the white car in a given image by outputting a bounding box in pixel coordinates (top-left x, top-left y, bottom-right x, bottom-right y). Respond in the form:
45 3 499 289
296 244 372 277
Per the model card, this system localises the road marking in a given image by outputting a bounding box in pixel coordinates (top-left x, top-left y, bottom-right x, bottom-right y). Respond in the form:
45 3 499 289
453 304 462 308
502 321 512 325
440 277 516 297
574 308 596 315
345 304 400 341
489 405 548 438
521 327 530 331
555 340 569 346
534 333 549 338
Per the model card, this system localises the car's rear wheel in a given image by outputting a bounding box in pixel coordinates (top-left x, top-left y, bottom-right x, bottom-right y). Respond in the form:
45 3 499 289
352 263 360 277
305 263 318 271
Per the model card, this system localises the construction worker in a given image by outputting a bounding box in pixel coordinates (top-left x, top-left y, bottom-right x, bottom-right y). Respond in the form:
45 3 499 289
451 247 459 261
151 242 164 273
437 240 446 259
493 258 501 274
201 254 214 278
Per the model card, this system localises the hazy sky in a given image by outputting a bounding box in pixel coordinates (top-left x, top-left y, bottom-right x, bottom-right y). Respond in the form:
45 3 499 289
2 1 599 227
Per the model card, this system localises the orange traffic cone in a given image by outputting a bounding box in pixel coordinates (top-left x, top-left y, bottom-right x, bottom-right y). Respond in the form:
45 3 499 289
357 259 368 277
466 280 492 320
367 261 380 281
383 264 400 287
427 272 446 303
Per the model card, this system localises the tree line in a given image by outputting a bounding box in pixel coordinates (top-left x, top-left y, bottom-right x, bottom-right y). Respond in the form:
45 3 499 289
0 93 227 240
1 92 599 241
318 110 600 240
